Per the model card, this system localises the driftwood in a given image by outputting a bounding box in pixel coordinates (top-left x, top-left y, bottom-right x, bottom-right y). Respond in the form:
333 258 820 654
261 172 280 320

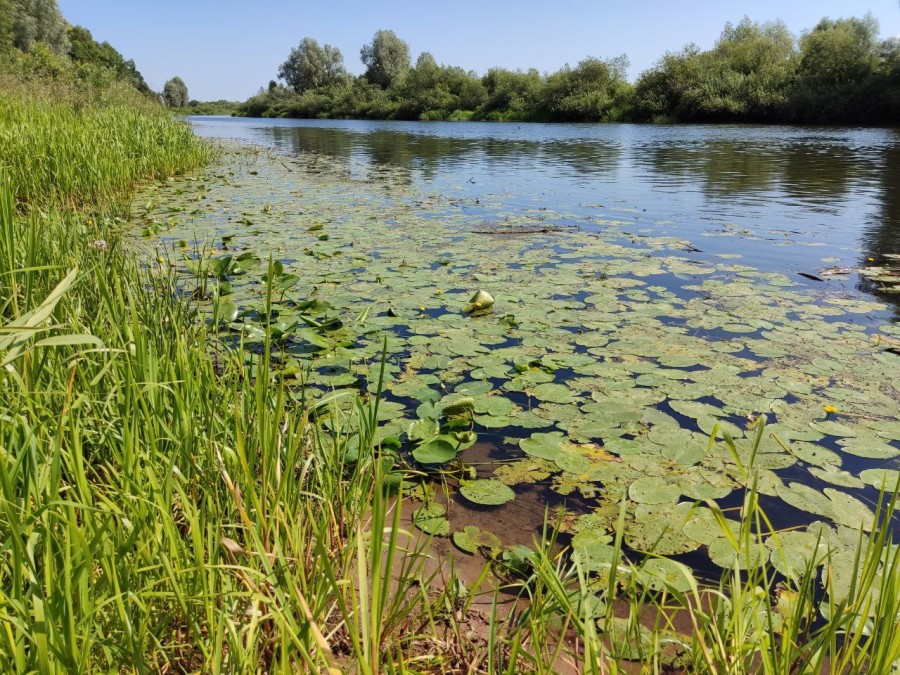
472 222 576 236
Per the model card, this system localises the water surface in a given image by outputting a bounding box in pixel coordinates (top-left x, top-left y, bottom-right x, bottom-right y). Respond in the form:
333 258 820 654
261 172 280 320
191 115 900 314
142 117 900 587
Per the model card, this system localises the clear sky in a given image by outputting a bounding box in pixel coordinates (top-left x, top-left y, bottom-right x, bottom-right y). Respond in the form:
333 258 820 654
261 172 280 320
57 1 900 102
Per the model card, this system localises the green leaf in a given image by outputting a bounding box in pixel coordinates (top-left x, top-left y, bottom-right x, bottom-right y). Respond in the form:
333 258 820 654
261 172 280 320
858 468 900 492
531 382 574 403
408 417 439 442
412 504 450 536
452 526 501 555
412 438 458 464
459 479 515 506
519 432 565 460
629 476 681 504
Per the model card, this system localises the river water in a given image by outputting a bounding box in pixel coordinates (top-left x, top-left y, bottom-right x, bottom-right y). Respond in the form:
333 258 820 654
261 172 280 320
169 116 900 582
190 116 900 316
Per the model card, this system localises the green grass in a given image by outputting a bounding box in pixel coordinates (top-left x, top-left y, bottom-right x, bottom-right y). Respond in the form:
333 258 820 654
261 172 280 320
1 80 899 674
0 81 485 674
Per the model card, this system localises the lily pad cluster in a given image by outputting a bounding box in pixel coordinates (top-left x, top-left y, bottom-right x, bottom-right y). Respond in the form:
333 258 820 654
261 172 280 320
131 147 900 595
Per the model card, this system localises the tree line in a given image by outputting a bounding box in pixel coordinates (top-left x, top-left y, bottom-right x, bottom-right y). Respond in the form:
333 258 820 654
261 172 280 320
238 18 900 125
0 0 190 106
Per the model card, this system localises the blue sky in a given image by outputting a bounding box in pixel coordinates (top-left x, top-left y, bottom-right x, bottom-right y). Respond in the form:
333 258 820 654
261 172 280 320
58 1 900 101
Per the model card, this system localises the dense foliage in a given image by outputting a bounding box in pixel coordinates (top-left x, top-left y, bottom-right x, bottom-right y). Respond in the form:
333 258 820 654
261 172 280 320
360 29 411 89
67 24 150 94
178 98 241 115
6 0 69 55
237 16 900 125
0 0 153 98
279 36 347 92
162 75 189 107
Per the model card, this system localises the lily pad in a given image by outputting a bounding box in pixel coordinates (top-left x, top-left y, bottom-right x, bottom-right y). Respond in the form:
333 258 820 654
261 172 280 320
412 503 450 536
858 468 900 492
765 529 830 580
837 437 900 459
519 432 565 461
555 450 592 475
808 465 864 488
452 526 502 555
790 442 842 467
809 420 857 438
412 438 458 464
637 558 696 593
458 479 516 506
625 502 702 555
708 536 766 570
824 488 875 531
474 396 516 416
408 417 439 442
531 383 575 403
628 476 681 504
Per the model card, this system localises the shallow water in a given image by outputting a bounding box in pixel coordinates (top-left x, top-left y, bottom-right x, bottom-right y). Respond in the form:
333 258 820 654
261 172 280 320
137 117 900 590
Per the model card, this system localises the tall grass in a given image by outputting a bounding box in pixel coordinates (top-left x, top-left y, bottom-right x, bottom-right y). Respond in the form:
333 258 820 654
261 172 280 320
0 86 209 208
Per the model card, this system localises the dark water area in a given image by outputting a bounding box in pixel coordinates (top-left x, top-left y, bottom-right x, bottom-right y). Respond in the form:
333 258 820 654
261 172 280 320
191 116 900 316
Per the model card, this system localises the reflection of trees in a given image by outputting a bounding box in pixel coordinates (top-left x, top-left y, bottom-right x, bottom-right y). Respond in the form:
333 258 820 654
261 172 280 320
252 122 622 182
640 136 872 203
639 145 701 181
640 141 778 196
364 131 476 180
700 141 778 196
540 140 620 175
265 126 355 160
781 142 858 203
642 140 785 196
859 142 900 315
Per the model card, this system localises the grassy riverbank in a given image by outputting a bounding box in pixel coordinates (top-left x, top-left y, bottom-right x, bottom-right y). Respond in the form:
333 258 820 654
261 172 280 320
0 75 524 673
2 76 900 674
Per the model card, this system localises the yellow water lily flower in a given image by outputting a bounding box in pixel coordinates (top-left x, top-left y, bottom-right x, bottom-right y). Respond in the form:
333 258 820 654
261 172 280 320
823 405 838 414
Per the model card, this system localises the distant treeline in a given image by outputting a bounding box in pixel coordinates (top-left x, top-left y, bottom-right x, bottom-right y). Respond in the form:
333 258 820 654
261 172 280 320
236 17 900 125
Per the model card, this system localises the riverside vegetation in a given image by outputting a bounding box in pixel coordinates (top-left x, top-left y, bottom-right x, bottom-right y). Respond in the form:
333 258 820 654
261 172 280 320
2 8 900 675
235 16 900 125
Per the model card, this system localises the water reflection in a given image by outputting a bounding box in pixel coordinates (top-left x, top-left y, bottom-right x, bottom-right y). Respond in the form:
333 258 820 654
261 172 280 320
860 141 900 314
191 117 900 310
638 136 873 205
219 121 624 183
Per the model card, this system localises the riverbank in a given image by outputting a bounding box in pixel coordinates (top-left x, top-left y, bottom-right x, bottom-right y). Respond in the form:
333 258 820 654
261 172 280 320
3 77 900 673
0 75 544 674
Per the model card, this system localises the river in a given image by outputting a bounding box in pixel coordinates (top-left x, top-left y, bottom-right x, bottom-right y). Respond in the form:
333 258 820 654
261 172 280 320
143 116 900 582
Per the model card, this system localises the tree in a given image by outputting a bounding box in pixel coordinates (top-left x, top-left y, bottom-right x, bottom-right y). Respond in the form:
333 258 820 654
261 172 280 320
360 29 410 88
715 18 795 75
475 67 544 120
797 15 879 88
68 25 151 93
162 76 189 108
792 15 881 121
543 55 632 121
278 37 347 93
9 0 69 55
